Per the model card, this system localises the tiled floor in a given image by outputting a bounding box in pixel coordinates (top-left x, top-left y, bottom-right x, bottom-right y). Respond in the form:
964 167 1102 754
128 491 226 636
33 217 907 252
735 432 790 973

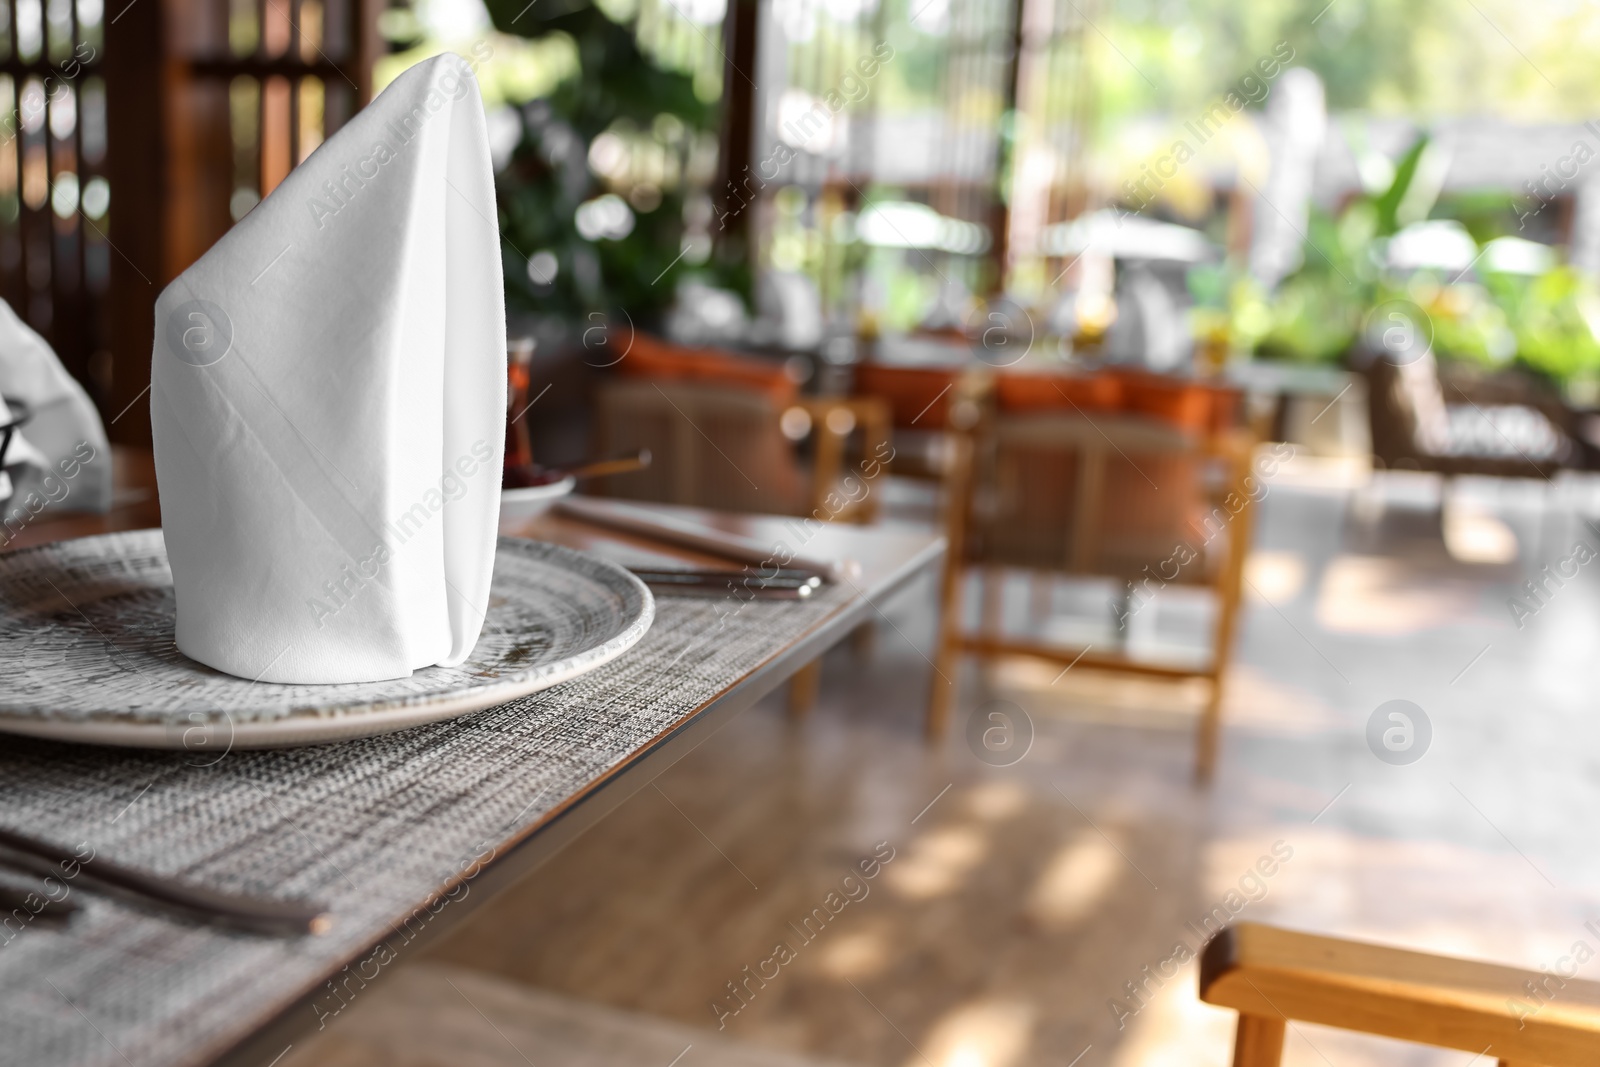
292 463 1600 1067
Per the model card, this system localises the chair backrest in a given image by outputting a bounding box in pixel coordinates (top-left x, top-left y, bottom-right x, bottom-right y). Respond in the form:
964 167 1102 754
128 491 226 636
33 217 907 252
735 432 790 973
1202 922 1600 1067
595 377 808 516
854 363 969 429
965 410 1235 584
1364 350 1450 465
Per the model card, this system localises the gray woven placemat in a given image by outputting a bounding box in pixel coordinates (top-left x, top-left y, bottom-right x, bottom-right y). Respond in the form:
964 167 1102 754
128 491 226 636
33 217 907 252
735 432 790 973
0 553 854 1067
0 530 653 724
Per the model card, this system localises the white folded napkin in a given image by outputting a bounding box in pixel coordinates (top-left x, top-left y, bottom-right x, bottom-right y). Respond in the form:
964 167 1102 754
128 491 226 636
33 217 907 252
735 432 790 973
0 297 112 529
151 53 506 684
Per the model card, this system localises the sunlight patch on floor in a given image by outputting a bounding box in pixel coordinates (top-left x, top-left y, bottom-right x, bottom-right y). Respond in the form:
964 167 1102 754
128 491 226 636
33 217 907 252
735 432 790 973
1314 555 1482 634
1245 550 1307 605
965 780 1029 821
1025 829 1125 931
1442 502 1519 564
1213 663 1346 734
908 998 1035 1067
987 655 1207 729
884 824 989 901
814 923 892 982
1106 960 1234 1067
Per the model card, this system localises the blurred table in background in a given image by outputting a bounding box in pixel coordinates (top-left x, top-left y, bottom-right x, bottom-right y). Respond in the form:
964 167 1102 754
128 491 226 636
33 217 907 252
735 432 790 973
6 447 161 551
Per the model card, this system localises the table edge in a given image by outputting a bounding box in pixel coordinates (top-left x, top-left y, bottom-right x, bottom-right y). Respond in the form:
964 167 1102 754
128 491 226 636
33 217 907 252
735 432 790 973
197 532 946 1067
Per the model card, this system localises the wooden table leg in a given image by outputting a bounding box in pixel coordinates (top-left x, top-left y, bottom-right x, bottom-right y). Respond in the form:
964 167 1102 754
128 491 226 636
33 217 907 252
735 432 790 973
850 619 876 661
788 660 822 718
1231 1014 1285 1067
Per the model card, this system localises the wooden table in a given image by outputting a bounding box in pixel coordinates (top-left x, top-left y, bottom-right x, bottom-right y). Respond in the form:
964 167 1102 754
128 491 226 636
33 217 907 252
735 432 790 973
1 449 944 1067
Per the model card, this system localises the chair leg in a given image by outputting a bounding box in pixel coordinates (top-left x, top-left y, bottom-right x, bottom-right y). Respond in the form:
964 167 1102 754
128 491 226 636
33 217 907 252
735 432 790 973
928 429 974 741
1230 1015 1285 1067
1196 674 1224 786
1201 440 1254 785
927 556 968 739
980 566 1003 642
788 660 822 718
926 630 960 739
1028 574 1052 626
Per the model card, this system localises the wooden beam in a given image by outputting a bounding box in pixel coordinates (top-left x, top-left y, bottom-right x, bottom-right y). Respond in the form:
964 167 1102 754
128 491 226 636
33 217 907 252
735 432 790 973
713 0 758 262
102 0 167 446
1201 923 1600 1067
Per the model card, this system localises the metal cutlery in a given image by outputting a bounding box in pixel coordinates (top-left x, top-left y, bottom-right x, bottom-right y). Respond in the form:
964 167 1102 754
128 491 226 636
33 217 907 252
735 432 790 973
0 882 77 926
0 826 331 937
629 567 822 598
557 496 849 582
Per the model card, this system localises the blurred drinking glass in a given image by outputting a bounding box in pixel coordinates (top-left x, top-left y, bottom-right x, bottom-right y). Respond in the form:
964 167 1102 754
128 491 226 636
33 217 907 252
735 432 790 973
505 337 536 473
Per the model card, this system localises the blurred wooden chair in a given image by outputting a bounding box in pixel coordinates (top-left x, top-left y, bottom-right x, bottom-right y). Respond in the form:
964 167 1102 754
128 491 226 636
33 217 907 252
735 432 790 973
1202 922 1600 1066
930 369 1252 783
1365 347 1575 479
594 333 891 714
596 334 890 522
853 362 992 481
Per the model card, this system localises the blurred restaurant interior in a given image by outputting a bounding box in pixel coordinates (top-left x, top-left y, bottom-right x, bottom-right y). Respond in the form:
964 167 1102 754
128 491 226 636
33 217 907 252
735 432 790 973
9 0 1600 1063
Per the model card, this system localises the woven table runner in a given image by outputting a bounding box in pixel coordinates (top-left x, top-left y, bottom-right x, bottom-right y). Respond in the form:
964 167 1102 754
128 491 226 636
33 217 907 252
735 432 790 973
0 561 855 1067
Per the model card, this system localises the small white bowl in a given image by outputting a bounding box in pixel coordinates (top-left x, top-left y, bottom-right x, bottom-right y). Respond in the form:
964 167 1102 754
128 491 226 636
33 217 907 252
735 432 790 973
499 474 576 521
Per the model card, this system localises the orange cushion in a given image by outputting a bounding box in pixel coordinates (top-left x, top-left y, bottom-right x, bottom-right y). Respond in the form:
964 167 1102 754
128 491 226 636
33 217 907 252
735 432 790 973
1111 372 1211 434
854 364 964 428
994 368 1241 435
996 372 1123 414
619 333 797 405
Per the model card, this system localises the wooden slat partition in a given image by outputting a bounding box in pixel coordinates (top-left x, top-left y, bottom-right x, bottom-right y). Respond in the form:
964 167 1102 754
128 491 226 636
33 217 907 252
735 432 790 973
1201 923 1600 1067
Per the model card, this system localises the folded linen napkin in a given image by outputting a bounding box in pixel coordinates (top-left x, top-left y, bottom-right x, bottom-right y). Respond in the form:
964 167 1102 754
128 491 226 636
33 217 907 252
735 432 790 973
151 53 506 684
0 298 112 533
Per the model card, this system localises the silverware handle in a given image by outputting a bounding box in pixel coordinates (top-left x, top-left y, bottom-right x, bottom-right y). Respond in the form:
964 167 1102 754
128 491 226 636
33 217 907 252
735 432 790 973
0 827 331 936
557 497 845 581
566 448 652 481
630 569 818 589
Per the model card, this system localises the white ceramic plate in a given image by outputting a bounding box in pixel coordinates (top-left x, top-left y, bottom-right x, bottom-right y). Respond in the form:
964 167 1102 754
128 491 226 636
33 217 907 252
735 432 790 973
499 475 576 520
0 529 653 749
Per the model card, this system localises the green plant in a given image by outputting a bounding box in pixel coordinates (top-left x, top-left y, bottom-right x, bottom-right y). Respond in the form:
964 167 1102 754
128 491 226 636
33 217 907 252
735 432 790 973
480 0 740 324
1246 137 1434 364
1481 266 1600 392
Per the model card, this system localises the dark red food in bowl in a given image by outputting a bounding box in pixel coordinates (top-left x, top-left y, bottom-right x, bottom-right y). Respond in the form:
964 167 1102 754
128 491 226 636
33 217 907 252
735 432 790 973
503 463 565 489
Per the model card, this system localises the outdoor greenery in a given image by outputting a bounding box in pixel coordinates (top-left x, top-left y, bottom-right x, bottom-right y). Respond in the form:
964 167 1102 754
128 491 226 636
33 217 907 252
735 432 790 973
375 0 1600 384
475 0 732 323
1187 133 1600 396
1097 0 1600 123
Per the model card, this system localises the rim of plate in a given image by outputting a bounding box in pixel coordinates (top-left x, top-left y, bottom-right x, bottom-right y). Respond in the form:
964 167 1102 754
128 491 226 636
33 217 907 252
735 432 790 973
500 475 576 506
